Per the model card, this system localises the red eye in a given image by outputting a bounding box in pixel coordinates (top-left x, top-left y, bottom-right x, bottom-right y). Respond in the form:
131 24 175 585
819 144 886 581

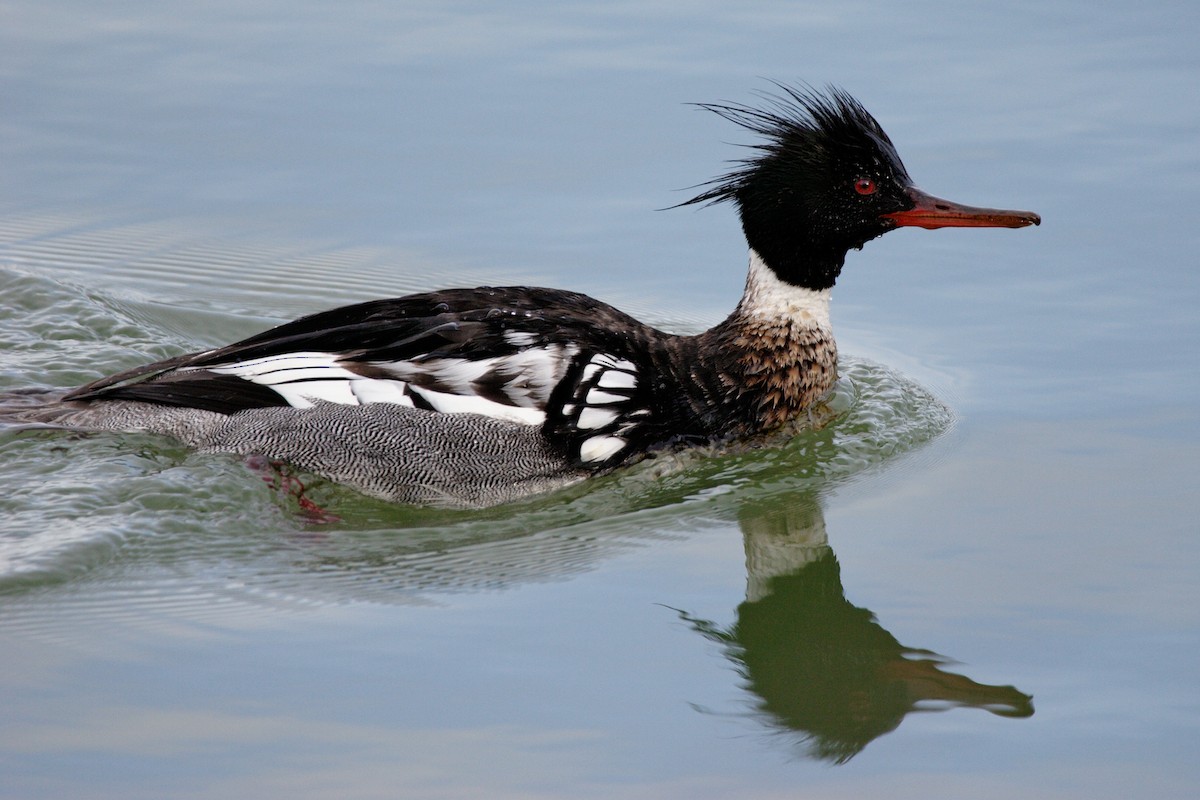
854 177 877 195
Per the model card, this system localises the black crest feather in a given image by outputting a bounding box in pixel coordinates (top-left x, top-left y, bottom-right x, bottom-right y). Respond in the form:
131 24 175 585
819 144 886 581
677 83 907 208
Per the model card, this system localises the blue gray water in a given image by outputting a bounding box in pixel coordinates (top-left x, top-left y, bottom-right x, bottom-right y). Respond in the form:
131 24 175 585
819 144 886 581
2 2 1198 798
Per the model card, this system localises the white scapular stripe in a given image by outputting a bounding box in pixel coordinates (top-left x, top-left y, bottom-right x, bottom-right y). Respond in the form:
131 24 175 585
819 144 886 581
204 350 549 424
206 353 402 409
349 379 414 405
208 352 356 384
271 380 362 408
409 385 546 425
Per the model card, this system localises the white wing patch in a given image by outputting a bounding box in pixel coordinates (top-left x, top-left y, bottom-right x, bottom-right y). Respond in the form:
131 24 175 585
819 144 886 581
380 343 578 409
406 386 546 425
196 345 656 465
205 352 404 410
198 347 579 427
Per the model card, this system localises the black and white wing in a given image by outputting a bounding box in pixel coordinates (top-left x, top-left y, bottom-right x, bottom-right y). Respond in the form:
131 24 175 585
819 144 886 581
66 286 680 468
545 351 656 465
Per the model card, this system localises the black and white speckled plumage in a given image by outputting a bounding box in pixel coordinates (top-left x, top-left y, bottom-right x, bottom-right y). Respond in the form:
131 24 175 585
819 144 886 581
5 85 1039 507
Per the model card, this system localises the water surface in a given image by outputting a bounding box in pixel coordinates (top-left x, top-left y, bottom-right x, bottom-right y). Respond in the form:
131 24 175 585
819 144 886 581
2 2 1198 798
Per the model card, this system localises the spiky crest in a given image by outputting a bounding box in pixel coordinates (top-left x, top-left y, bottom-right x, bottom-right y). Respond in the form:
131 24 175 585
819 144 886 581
678 83 909 209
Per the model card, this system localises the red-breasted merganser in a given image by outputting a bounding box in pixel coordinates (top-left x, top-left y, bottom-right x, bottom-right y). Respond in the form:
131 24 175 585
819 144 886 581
9 86 1039 507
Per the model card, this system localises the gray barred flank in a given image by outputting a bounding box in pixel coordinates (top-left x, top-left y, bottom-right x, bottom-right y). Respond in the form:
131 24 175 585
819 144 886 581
11 398 582 508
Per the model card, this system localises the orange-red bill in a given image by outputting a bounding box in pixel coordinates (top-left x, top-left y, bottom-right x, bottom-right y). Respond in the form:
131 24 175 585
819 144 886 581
884 187 1041 229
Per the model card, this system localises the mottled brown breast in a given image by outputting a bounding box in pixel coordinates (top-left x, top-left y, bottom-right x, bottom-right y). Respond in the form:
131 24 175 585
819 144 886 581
727 318 839 431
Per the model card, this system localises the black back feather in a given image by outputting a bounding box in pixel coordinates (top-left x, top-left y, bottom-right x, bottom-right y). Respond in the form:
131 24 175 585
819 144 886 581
96 373 288 414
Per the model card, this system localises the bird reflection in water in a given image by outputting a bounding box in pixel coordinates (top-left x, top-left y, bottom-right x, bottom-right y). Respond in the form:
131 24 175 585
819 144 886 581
678 496 1032 763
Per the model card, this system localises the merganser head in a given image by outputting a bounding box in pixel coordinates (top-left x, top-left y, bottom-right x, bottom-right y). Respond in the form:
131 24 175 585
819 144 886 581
681 84 1040 291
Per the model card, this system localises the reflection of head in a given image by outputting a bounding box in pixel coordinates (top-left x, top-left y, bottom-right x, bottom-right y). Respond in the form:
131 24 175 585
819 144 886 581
686 509 1033 763
735 550 914 762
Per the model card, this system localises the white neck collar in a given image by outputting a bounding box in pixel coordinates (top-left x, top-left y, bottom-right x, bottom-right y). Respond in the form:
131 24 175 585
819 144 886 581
738 249 832 329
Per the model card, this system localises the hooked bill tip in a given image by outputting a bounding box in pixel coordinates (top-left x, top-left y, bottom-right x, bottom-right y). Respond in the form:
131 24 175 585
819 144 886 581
884 188 1041 230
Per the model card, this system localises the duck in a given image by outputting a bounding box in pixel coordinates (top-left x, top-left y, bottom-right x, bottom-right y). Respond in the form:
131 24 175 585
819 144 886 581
9 85 1039 508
